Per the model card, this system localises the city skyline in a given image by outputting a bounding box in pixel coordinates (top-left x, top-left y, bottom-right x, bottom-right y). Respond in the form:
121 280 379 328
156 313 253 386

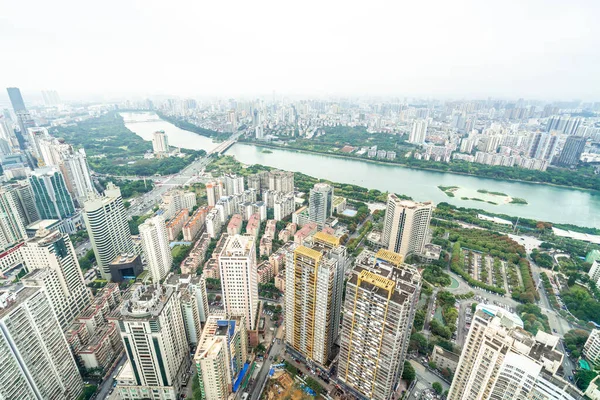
1 0 600 100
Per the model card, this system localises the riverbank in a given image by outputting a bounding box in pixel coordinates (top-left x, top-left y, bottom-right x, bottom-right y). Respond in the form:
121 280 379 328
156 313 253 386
239 140 599 193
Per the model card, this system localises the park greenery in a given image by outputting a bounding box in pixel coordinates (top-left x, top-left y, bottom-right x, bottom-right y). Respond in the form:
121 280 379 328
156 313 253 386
531 248 554 269
561 286 600 324
171 245 192 269
517 304 550 335
98 178 154 199
258 282 282 299
48 112 205 176
422 263 452 287
128 214 152 235
563 329 589 358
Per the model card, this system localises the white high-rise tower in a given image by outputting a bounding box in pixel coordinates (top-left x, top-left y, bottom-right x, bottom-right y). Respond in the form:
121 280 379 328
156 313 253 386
139 216 173 282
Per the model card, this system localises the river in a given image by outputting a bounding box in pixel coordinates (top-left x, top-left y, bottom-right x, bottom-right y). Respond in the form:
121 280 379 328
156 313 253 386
122 112 600 228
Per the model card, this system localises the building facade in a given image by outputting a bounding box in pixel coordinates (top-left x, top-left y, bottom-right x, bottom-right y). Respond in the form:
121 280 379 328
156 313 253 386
0 287 84 400
338 250 421 400
139 216 173 282
115 284 190 400
29 167 75 220
83 183 135 280
285 232 346 365
382 195 433 258
21 229 91 330
218 234 259 332
308 183 333 229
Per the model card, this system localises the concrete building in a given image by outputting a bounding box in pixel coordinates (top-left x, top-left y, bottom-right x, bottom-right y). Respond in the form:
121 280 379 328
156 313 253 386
268 170 294 192
274 192 296 221
309 183 333 229
337 250 421 400
430 345 461 374
8 180 40 225
83 183 135 280
205 208 222 239
21 229 91 330
285 232 347 366
162 189 196 215
166 208 189 241
58 146 95 205
584 329 600 366
30 167 75 220
139 216 172 282
528 131 559 161
447 304 582 400
588 261 600 288
409 119 428 144
108 253 143 282
194 314 249 400
0 186 27 252
115 284 190 400
556 136 586 167
183 206 207 241
223 173 244 196
245 213 261 238
0 286 84 400
152 130 169 156
65 283 123 371
227 213 243 236
205 180 224 207
165 274 203 346
382 195 433 258
218 235 259 334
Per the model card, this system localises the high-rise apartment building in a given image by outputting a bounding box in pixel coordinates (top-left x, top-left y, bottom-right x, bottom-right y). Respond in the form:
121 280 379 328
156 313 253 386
308 183 333 229
194 314 249 400
528 132 559 161
83 183 135 280
59 147 95 204
0 186 27 252
0 286 84 400
29 167 75 220
338 249 421 400
115 284 190 400
21 229 91 330
165 274 205 346
152 130 169 156
9 180 40 225
584 329 600 366
6 87 35 144
268 170 295 192
139 216 173 282
223 173 245 196
447 304 582 400
382 195 433 258
218 234 259 332
206 180 224 207
409 119 428 144
285 232 347 365
556 136 586 167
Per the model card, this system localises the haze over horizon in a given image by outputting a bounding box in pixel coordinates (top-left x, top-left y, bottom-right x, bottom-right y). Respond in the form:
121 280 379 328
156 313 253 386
1 0 599 101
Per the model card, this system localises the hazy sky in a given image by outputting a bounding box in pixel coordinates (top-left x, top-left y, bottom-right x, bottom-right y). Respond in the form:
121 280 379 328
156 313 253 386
1 0 599 100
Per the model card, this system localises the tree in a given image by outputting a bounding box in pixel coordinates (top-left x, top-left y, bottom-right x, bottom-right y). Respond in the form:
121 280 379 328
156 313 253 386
402 361 415 383
304 377 324 394
428 361 437 369
575 370 598 391
432 382 443 395
413 309 426 331
192 373 202 400
410 333 428 354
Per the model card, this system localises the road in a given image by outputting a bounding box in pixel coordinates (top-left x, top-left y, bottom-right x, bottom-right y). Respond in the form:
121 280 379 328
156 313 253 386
96 354 127 400
125 155 214 218
249 339 285 400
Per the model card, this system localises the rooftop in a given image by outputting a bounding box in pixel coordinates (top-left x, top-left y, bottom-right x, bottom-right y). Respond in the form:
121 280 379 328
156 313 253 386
119 284 173 319
0 286 40 319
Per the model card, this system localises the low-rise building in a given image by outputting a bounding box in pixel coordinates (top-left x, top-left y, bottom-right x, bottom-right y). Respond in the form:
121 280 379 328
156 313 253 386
108 253 144 282
65 283 123 371
257 260 274 284
430 345 461 374
274 272 285 293
246 213 261 238
181 233 210 275
183 206 207 241
166 209 189 241
293 222 317 245
227 214 243 236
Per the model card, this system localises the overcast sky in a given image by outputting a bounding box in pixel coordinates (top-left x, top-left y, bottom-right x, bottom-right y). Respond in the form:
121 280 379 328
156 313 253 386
1 0 599 101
